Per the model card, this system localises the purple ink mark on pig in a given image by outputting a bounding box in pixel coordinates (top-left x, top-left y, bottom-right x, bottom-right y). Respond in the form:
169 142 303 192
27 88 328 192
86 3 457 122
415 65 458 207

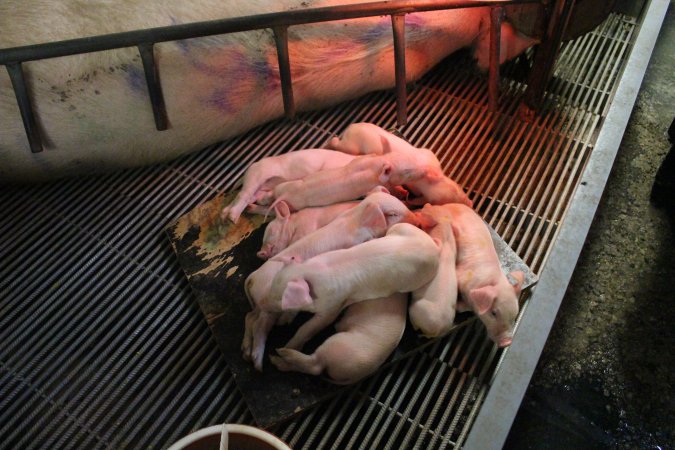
405 14 427 29
168 16 193 54
313 44 356 65
253 59 280 91
206 87 237 114
175 38 191 54
126 65 146 94
355 19 390 45
250 59 274 80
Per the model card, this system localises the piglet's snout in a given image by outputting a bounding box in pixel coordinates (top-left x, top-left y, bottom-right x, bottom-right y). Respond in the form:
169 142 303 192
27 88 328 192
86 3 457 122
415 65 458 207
257 246 273 259
496 334 513 348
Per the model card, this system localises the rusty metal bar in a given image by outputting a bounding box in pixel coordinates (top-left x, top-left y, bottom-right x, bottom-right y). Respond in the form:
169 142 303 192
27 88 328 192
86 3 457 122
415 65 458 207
5 63 43 153
488 6 504 112
0 0 540 154
0 0 540 65
272 26 296 120
137 43 169 131
521 0 577 115
391 14 408 126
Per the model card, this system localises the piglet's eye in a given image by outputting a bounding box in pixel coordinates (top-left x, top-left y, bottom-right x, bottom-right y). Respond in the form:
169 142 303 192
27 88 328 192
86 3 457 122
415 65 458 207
491 310 498 318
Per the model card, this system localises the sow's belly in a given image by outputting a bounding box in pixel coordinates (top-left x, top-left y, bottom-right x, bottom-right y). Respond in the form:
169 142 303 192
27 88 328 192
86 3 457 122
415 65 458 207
0 1 528 182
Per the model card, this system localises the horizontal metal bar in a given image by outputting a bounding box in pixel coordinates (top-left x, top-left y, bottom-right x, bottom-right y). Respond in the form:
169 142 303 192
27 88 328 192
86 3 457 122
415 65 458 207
0 0 540 65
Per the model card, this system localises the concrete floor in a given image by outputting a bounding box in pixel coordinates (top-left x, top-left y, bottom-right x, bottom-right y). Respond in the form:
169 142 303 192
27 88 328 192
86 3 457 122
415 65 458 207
505 3 674 449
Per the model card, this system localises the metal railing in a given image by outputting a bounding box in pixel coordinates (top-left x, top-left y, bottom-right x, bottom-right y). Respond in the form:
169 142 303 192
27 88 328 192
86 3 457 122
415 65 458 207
0 0 551 154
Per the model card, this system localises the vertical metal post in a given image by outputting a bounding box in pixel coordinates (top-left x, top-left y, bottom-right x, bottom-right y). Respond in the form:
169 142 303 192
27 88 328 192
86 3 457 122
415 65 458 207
521 0 577 115
489 7 504 113
138 43 169 130
6 63 43 153
273 26 296 120
391 14 407 127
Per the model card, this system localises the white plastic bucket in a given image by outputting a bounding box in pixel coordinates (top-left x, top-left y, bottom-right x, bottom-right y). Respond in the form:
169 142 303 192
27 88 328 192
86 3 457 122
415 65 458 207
167 424 292 450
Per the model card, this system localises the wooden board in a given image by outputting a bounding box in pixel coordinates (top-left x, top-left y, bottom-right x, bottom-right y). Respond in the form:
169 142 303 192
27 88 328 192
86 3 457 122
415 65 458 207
165 192 537 428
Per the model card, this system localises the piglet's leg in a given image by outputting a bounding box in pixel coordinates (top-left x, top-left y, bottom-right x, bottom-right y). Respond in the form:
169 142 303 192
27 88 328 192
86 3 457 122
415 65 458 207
409 299 456 338
246 203 273 215
251 311 279 372
241 309 259 361
270 348 324 376
241 310 279 372
284 308 341 351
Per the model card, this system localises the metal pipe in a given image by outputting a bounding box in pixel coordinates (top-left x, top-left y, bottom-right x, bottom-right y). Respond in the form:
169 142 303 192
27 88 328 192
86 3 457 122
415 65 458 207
138 43 169 130
488 6 504 112
273 26 296 120
391 14 408 126
0 0 539 65
522 0 577 113
0 0 540 154
5 63 43 153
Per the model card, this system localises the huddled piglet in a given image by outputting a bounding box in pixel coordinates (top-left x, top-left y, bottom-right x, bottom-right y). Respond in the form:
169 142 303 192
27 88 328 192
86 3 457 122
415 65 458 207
327 123 472 207
325 122 419 156
409 204 459 338
257 201 358 259
242 260 287 371
221 149 355 223
270 292 407 385
446 203 524 347
269 150 435 212
271 190 418 264
243 190 416 370
262 223 441 351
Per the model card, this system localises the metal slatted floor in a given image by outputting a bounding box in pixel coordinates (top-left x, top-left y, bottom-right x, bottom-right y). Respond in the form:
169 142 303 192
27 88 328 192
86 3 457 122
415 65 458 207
0 12 636 449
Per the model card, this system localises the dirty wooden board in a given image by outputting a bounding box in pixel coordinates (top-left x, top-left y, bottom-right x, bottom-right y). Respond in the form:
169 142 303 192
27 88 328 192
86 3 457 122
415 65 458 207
166 192 537 428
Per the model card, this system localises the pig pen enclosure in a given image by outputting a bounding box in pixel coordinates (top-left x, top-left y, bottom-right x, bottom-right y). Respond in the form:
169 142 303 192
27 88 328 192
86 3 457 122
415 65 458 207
0 1 669 449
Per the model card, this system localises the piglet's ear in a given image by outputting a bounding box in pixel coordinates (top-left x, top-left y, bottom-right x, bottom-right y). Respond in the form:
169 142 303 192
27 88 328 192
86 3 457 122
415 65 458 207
509 271 525 295
468 285 498 315
378 163 393 184
380 135 393 154
274 201 291 221
281 279 313 311
415 211 438 230
361 202 387 231
424 167 444 182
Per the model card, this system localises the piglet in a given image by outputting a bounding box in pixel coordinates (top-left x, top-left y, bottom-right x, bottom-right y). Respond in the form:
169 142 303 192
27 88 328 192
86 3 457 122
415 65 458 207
326 123 471 207
409 204 459 338
243 190 413 370
446 203 524 347
326 122 442 169
270 150 433 212
257 201 358 259
325 122 416 156
406 168 473 208
270 292 407 385
242 260 286 371
221 149 354 223
272 190 418 263
263 223 441 350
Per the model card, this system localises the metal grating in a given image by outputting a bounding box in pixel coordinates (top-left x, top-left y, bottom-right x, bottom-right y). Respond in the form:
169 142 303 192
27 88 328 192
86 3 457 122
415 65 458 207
0 12 636 450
